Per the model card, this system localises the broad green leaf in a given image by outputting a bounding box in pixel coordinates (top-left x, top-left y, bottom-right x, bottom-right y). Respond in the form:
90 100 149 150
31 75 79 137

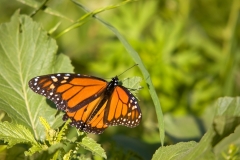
180 97 240 159
153 97 240 160
152 141 197 160
0 11 73 140
79 137 107 159
214 97 240 116
180 130 214 160
164 114 202 139
0 121 40 148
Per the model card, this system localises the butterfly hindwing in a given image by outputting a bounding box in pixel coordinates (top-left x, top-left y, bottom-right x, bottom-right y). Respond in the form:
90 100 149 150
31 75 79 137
64 96 108 134
104 86 141 127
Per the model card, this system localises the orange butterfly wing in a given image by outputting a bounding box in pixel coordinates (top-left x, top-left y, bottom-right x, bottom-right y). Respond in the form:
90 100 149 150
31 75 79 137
103 86 141 127
29 73 142 134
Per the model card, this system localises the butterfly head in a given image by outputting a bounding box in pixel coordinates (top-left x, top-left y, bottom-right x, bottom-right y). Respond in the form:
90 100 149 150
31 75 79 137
111 76 119 86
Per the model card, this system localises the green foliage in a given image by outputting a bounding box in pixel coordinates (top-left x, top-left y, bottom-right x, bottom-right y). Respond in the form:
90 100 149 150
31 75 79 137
0 122 41 150
0 0 239 159
78 137 107 159
0 10 71 140
0 11 106 159
39 116 70 145
0 116 107 159
221 144 240 160
39 117 107 159
164 114 202 139
153 97 240 160
152 141 197 160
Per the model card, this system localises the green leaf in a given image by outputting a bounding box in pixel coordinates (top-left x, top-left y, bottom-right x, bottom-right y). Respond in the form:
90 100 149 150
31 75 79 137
214 125 240 159
122 77 142 89
152 141 197 160
0 121 40 148
25 144 47 156
164 114 202 139
212 116 240 147
180 97 240 159
56 119 70 143
79 137 107 159
63 150 72 160
211 97 240 147
152 97 240 160
214 97 240 116
0 11 73 140
179 130 215 160
122 76 142 96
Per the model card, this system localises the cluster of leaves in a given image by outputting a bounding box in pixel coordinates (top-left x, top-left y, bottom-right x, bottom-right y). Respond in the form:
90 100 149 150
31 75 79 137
0 0 239 159
0 117 106 159
0 1 156 159
0 11 106 159
153 97 240 160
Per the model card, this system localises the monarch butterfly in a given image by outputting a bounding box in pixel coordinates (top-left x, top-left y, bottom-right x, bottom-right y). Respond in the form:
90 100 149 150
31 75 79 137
28 73 142 134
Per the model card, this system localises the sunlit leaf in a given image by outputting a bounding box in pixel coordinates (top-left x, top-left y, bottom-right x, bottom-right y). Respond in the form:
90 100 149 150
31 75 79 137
0 122 39 148
79 137 107 159
0 11 73 140
181 97 240 159
152 141 197 160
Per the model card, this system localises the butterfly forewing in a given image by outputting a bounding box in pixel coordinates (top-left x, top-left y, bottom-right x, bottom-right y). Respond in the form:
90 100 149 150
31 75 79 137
28 73 142 134
29 74 107 110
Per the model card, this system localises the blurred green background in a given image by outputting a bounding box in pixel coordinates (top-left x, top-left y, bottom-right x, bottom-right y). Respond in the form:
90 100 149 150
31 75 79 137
0 0 239 159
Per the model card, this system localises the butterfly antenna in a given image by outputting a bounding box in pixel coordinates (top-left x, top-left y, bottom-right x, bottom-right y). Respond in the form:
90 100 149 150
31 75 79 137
118 64 138 77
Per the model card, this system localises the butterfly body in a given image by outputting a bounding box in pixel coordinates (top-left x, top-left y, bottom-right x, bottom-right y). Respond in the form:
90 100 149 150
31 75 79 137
29 73 142 134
